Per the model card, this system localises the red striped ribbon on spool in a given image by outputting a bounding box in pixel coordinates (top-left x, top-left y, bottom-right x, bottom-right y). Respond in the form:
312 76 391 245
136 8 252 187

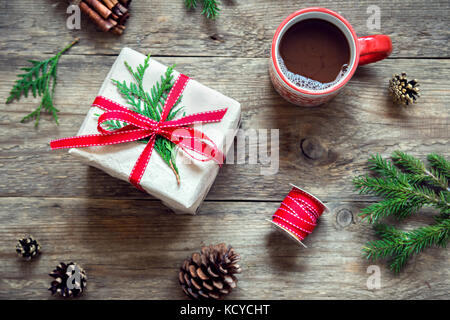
269 184 328 247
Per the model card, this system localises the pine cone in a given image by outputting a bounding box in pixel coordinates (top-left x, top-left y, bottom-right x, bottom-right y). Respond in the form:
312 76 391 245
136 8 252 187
179 243 242 300
16 236 41 259
49 262 87 298
389 73 420 105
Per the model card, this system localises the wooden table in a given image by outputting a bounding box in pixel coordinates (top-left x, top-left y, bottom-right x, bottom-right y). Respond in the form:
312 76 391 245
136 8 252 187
0 0 448 300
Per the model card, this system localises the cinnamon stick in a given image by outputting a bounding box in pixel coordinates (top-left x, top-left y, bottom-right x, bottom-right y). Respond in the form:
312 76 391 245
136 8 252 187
116 3 128 14
101 0 115 10
107 17 118 27
112 7 123 17
118 12 129 25
111 24 126 35
79 1 114 32
102 0 127 18
84 0 111 19
118 0 131 7
76 0 130 35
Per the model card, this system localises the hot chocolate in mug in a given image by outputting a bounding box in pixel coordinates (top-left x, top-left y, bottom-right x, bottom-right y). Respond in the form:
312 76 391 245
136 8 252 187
270 7 392 106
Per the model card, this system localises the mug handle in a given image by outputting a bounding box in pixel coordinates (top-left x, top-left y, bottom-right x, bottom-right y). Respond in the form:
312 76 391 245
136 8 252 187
358 35 392 65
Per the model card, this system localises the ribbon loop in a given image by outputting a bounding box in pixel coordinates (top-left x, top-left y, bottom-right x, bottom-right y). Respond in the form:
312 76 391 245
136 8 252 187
50 74 228 189
160 127 224 164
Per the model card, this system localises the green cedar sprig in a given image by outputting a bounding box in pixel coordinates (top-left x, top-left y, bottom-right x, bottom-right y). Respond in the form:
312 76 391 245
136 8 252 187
107 55 184 184
184 0 220 19
354 151 450 272
6 38 79 127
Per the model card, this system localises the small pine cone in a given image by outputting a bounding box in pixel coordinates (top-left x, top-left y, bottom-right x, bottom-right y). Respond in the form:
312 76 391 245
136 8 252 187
49 262 87 298
16 236 41 259
389 73 420 105
179 243 242 300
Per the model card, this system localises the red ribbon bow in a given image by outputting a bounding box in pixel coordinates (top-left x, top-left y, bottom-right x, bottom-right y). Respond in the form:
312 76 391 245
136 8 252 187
50 74 227 189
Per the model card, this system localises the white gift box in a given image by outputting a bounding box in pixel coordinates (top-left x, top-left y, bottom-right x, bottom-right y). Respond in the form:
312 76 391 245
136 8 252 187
69 48 241 214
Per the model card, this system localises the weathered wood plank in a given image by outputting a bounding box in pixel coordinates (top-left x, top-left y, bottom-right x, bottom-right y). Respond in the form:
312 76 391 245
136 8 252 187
0 198 448 299
0 0 449 301
0 0 449 58
0 56 448 200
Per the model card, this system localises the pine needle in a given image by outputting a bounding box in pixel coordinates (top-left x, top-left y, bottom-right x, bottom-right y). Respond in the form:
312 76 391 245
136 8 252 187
428 153 450 182
392 150 448 190
363 218 449 273
354 151 450 272
201 0 220 19
184 0 220 19
6 38 79 127
185 0 198 9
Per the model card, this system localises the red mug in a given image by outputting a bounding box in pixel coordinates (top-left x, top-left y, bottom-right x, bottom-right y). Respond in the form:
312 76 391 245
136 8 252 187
270 7 392 106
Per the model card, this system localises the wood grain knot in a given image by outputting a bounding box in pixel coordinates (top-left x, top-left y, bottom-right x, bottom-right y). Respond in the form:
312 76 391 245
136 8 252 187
336 208 354 228
300 137 326 160
210 34 223 42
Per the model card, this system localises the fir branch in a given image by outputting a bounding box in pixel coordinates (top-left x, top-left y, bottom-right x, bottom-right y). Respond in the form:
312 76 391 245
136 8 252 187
428 153 450 182
6 38 79 127
110 55 185 183
201 0 220 19
358 197 423 223
392 151 448 190
185 0 198 9
355 151 450 272
363 218 450 273
354 154 449 223
367 154 410 186
353 175 444 222
184 0 220 19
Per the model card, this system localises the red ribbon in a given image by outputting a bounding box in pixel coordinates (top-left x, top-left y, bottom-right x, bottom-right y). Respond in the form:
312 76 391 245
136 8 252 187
50 74 228 189
271 186 326 243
